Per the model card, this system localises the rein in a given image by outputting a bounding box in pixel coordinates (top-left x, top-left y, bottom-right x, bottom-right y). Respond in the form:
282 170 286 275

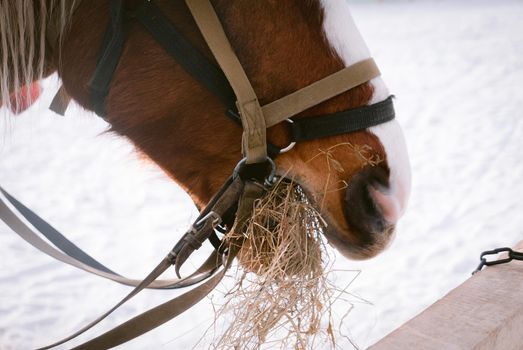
0 0 396 348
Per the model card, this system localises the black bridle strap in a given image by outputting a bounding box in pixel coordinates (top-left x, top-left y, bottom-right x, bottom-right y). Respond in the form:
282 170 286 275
225 96 396 143
290 96 396 142
131 0 284 157
132 1 236 107
0 187 116 275
87 0 237 117
86 0 238 117
88 0 127 117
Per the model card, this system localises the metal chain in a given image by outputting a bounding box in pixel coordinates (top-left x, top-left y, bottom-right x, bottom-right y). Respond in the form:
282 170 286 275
472 247 523 274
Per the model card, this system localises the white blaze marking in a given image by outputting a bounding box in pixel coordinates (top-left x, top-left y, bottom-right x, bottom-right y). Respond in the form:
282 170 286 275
320 0 411 219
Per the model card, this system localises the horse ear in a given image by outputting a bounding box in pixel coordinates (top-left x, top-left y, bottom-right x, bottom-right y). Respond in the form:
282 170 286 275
8 82 42 115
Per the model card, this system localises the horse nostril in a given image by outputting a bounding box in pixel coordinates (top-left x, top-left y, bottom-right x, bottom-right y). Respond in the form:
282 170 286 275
344 166 392 236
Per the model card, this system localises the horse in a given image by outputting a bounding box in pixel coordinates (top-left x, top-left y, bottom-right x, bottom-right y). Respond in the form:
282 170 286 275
1 0 410 262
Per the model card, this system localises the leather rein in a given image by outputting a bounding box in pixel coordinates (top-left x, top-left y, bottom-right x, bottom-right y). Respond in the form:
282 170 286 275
0 0 395 348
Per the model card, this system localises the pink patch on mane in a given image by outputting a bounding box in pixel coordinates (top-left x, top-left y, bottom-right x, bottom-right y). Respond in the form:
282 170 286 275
8 82 42 115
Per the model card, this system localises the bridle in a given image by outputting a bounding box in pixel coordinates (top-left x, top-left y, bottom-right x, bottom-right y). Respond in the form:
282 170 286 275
87 0 394 156
0 0 395 348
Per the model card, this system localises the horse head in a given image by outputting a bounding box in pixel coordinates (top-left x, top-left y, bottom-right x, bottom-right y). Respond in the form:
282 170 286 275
3 0 411 260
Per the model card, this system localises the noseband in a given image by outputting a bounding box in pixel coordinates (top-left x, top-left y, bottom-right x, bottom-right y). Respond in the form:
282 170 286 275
1 0 395 348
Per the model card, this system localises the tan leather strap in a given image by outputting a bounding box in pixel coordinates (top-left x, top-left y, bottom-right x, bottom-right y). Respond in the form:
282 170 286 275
37 251 222 350
0 192 206 289
185 0 267 164
174 176 244 275
185 0 381 160
47 0 81 116
235 180 266 230
34 177 246 349
70 253 232 350
262 58 381 127
49 85 72 116
1 174 242 290
43 180 261 350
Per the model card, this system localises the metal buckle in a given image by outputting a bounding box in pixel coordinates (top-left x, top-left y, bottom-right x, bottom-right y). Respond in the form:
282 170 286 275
279 119 296 154
195 210 222 229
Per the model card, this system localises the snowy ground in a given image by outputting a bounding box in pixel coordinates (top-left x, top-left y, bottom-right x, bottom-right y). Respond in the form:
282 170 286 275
1 0 523 349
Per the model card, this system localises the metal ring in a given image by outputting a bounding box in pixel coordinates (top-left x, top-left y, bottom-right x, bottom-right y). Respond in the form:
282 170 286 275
279 119 296 154
233 157 276 184
232 158 247 178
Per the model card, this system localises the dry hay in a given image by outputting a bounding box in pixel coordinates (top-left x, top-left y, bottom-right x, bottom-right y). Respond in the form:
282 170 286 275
201 143 382 349
209 178 341 350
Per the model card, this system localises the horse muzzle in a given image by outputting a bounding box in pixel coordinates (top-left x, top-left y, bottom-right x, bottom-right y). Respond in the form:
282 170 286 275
339 165 403 259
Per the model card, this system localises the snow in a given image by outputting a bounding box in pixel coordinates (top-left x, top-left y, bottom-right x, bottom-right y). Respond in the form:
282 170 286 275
1 0 523 349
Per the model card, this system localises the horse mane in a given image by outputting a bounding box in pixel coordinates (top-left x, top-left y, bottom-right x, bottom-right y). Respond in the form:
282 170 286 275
0 0 78 110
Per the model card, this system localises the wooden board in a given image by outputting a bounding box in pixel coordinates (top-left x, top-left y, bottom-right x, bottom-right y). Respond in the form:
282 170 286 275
370 240 523 350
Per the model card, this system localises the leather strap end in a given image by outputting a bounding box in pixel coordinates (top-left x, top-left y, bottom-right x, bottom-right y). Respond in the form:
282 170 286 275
49 85 72 116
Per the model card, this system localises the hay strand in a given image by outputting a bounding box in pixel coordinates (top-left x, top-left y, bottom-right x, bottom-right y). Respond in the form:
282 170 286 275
210 179 340 350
